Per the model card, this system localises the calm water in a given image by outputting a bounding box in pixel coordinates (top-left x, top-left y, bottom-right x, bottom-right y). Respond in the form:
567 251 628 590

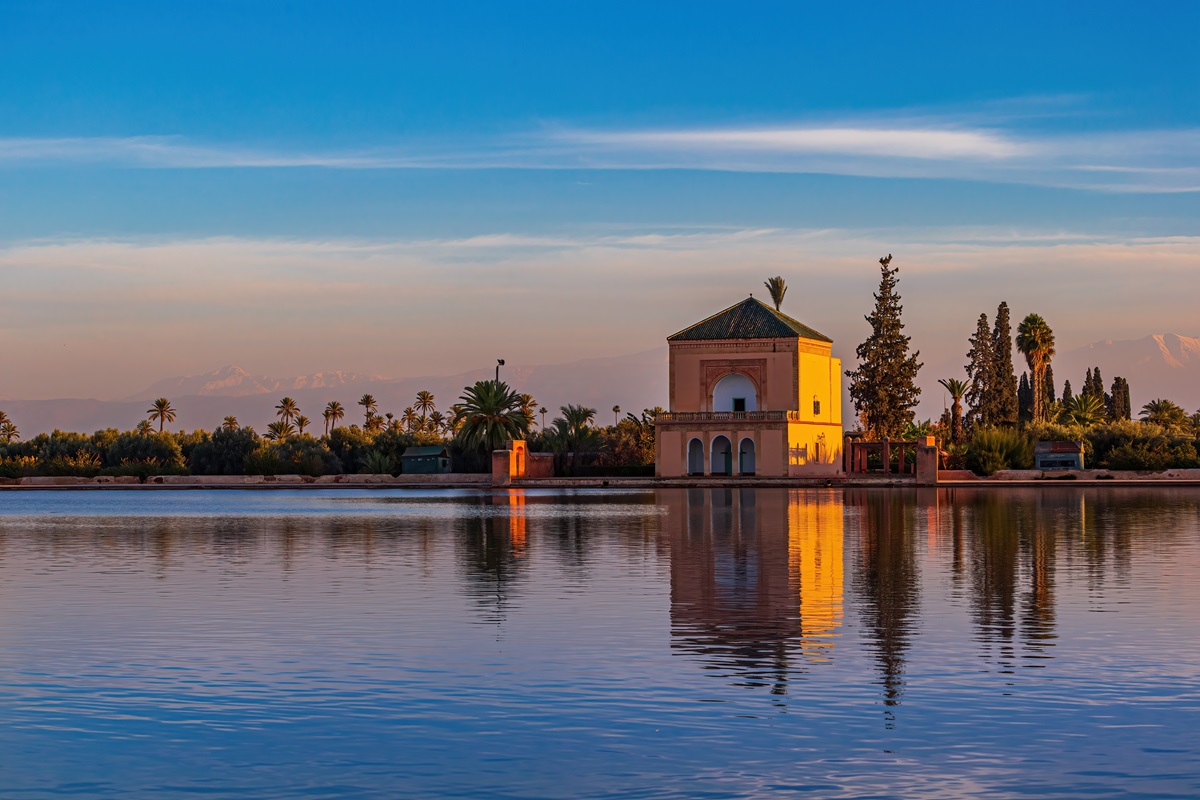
0 487 1198 799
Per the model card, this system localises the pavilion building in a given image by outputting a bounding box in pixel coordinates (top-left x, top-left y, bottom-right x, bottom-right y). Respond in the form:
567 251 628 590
654 297 844 478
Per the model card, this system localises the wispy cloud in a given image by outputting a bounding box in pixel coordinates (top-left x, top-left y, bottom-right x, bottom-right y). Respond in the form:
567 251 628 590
2 227 1198 400
0 113 1198 192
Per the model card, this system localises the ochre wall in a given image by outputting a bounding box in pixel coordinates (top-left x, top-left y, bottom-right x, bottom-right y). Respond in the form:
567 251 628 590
786 422 844 477
669 339 804 412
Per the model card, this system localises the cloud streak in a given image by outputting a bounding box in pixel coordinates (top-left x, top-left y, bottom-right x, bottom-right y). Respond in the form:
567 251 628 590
2 227 1198 402
0 115 1197 193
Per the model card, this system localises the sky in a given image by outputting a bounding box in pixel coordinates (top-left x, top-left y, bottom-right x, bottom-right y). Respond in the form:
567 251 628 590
1 1 1198 406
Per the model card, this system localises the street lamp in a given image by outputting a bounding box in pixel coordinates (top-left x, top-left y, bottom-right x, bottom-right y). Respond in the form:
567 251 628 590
496 358 505 383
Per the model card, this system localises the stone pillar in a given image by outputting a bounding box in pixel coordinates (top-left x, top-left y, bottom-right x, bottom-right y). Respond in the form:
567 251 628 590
916 445 940 486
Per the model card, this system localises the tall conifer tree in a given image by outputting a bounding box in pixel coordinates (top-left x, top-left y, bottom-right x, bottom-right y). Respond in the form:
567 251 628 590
965 313 994 426
992 302 1019 425
1045 364 1056 405
1061 380 1073 405
846 255 923 438
1018 372 1033 422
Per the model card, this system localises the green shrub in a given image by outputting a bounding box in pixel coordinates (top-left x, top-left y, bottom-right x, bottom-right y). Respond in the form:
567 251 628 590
326 425 377 473
42 452 102 477
274 436 340 477
0 455 39 479
1103 441 1200 471
106 432 186 471
244 446 284 476
189 427 261 475
100 459 189 481
362 449 394 475
967 427 1034 476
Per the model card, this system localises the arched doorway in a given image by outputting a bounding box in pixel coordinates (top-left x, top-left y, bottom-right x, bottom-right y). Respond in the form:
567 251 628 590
711 373 758 412
687 438 704 475
711 436 733 476
739 437 756 476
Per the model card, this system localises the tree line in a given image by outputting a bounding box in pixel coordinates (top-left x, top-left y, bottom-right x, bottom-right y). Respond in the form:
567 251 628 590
844 256 1200 472
0 386 660 480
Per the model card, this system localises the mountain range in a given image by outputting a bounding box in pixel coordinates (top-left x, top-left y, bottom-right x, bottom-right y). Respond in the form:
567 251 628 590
2 334 1196 436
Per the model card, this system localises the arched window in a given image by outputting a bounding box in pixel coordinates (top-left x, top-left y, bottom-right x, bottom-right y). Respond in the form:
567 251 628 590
712 373 758 412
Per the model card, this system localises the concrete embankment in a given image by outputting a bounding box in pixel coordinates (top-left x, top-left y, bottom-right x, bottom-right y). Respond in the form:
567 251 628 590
3 469 1200 490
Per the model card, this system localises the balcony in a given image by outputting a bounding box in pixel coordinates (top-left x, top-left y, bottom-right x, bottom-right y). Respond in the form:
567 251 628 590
656 411 802 423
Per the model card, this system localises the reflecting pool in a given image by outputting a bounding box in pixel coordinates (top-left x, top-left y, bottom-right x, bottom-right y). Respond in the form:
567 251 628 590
0 487 1197 798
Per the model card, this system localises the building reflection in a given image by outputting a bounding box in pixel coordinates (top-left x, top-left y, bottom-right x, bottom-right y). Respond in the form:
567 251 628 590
665 488 844 696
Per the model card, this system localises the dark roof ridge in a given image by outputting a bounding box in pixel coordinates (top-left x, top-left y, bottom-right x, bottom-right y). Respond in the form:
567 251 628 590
668 297 832 343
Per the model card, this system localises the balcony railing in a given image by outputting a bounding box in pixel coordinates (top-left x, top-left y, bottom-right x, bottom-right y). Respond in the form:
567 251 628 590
656 411 802 423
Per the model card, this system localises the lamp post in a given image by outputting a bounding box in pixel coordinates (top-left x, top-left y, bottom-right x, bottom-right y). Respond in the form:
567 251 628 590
496 358 505 383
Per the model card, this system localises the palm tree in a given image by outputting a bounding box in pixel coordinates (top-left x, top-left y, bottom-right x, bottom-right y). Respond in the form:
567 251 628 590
358 394 377 426
275 397 300 425
454 380 529 457
552 404 599 474
1016 314 1056 422
295 415 310 435
1060 394 1106 427
518 394 539 429
222 416 239 431
147 397 176 433
428 410 446 436
539 407 548 431
265 420 295 441
135 420 154 436
763 276 788 311
0 421 19 443
323 401 344 435
364 413 385 433
414 390 436 421
1140 398 1188 428
937 378 968 444
402 406 420 432
0 411 9 427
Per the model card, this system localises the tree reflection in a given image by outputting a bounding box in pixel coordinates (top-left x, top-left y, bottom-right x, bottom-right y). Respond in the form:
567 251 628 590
456 491 530 623
846 489 920 713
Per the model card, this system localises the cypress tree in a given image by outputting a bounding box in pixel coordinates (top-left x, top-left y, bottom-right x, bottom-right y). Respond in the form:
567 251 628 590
1062 379 1073 405
1093 367 1104 402
1018 372 1033 422
846 255 923 438
965 312 995 426
1083 368 1095 399
992 302 1019 425
1108 376 1132 421
1044 364 1056 405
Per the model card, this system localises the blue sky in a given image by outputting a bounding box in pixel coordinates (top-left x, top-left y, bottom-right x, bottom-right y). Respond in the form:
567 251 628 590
1 2 1198 403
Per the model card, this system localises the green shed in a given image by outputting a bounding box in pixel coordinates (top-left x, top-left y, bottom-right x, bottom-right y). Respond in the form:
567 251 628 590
401 445 451 475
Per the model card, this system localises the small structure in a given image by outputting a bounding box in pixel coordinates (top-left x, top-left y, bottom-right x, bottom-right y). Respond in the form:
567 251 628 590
654 297 844 478
1035 441 1084 471
843 435 923 477
401 445 451 474
492 440 556 486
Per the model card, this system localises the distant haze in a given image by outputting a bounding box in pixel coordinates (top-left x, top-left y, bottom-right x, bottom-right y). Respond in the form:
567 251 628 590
3 334 1197 437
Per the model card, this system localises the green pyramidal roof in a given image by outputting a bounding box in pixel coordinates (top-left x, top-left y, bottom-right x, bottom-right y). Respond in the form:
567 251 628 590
668 297 832 343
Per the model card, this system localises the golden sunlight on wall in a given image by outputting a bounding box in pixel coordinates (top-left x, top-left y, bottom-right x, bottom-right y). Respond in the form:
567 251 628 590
788 490 844 662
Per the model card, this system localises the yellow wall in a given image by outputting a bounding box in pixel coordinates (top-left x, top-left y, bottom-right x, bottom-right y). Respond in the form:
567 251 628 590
787 490 844 661
786 422 844 477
